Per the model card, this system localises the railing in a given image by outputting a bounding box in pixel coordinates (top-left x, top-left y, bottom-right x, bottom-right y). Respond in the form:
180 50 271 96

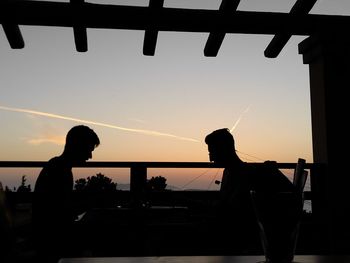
0 161 322 210
0 160 330 255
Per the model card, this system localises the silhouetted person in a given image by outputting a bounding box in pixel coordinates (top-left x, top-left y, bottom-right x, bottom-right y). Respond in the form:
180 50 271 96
32 125 100 262
205 128 295 253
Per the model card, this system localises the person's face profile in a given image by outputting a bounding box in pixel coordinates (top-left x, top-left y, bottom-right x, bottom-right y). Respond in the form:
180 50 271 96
207 141 232 165
73 144 95 164
208 151 214 162
208 144 219 163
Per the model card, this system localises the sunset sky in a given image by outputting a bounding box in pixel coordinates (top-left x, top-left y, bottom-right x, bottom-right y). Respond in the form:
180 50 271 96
1 0 349 190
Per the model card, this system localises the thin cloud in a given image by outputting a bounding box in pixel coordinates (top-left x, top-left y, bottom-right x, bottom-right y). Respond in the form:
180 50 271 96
129 118 147 124
27 136 65 145
0 105 199 143
230 104 251 133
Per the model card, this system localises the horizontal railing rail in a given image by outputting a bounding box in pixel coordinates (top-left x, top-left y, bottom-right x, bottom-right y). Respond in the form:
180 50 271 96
0 161 320 211
0 160 315 168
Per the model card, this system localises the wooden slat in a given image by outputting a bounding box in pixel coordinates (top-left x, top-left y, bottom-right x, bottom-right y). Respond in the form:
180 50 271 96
143 0 164 56
70 0 87 52
264 0 318 58
2 23 24 49
0 1 346 36
204 0 240 57
1 0 25 49
73 25 87 52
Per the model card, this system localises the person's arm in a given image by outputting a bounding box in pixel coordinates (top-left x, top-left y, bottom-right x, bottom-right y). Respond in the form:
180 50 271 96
263 161 295 191
221 167 248 208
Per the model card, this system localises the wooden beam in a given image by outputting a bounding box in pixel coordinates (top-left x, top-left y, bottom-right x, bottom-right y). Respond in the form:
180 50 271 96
0 1 348 36
70 0 87 52
143 0 164 56
264 0 318 58
204 0 240 57
2 23 24 49
1 0 25 49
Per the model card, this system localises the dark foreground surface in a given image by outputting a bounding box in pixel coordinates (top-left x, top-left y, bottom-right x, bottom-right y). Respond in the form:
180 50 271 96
3 191 329 262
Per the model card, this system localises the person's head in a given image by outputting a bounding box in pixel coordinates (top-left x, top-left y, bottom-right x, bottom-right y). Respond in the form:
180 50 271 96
63 125 100 164
205 128 236 165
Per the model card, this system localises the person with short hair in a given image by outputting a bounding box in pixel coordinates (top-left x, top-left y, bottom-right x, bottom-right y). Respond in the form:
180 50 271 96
32 125 100 262
205 128 295 252
205 128 295 205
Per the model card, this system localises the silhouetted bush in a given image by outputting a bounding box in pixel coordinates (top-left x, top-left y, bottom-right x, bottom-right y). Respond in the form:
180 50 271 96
146 176 167 191
16 175 31 193
74 173 117 193
74 173 118 208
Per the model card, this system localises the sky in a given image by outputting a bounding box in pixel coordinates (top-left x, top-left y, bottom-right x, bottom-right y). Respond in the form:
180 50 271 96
1 0 350 190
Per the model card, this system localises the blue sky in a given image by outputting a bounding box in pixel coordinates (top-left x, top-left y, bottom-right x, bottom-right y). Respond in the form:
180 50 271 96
1 0 349 189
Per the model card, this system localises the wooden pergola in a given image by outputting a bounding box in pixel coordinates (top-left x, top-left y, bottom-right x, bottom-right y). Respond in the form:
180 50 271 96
0 0 346 55
1 0 350 254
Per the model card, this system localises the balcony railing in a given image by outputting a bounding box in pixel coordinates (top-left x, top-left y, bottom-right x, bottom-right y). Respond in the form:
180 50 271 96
0 161 322 210
0 160 329 256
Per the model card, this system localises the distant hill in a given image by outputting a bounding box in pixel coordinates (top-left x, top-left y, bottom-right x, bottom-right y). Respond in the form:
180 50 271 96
116 183 181 191
116 183 130 191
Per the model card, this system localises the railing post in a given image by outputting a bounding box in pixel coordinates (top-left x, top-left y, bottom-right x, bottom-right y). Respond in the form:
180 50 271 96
130 164 147 206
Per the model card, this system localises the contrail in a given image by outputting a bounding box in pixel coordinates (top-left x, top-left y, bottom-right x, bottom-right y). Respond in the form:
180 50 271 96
0 105 199 142
230 104 251 133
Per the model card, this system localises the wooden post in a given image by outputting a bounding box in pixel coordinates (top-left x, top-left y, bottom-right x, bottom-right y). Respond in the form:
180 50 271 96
130 165 147 207
298 33 350 253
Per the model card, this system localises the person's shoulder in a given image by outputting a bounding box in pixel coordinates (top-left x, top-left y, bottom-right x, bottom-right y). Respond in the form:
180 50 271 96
46 156 64 166
40 156 66 175
263 160 278 166
261 160 280 171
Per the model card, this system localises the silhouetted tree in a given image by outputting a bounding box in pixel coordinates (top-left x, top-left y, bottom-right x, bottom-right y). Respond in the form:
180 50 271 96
74 173 118 208
74 173 117 193
147 176 167 191
17 175 31 192
74 178 87 192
